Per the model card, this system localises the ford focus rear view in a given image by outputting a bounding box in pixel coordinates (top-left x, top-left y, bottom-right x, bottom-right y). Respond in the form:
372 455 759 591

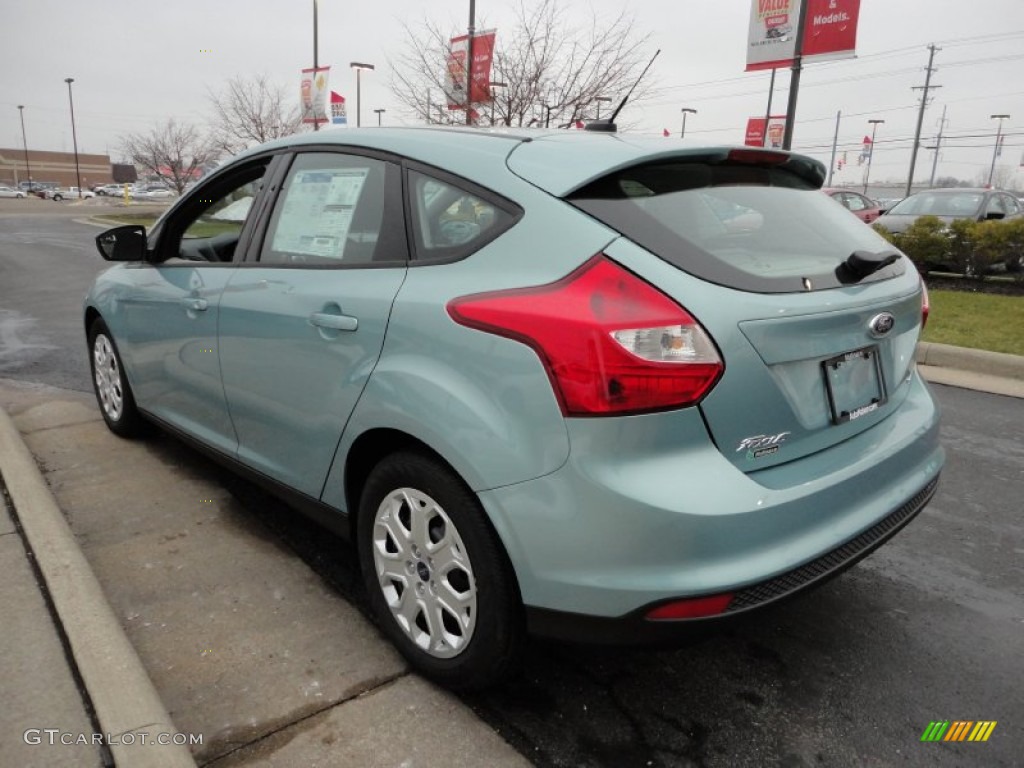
85 128 943 689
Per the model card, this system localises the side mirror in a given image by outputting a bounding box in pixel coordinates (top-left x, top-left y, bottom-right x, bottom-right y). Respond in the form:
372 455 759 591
96 225 147 261
984 211 1006 221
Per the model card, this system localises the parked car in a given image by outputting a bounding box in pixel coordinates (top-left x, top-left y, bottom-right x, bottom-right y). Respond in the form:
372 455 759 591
875 197 903 214
823 188 882 223
874 188 1023 234
97 183 128 196
48 186 95 201
85 130 943 690
24 181 59 198
0 185 26 198
132 184 175 199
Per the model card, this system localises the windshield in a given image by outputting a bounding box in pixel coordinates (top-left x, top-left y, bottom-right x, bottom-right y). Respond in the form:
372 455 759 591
888 191 983 217
570 162 901 293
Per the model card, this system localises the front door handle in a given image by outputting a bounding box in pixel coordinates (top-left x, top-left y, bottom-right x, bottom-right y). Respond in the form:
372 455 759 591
182 297 208 312
310 311 358 332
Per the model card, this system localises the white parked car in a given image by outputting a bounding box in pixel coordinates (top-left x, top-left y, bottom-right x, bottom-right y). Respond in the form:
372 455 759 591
49 187 95 201
0 185 27 198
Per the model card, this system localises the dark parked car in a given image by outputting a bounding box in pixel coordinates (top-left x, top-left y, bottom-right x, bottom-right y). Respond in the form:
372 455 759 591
823 188 882 223
874 188 1022 234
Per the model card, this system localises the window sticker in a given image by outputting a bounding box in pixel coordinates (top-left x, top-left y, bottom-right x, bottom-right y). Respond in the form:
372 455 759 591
272 168 368 259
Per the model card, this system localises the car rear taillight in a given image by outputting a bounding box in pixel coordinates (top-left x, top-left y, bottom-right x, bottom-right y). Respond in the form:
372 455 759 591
920 280 930 329
447 255 723 416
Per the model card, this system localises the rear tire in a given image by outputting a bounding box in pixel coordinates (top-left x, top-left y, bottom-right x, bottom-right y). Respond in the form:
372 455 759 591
357 451 523 691
88 318 148 438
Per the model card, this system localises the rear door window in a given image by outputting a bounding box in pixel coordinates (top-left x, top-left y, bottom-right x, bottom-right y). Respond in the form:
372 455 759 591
569 161 901 293
407 170 520 262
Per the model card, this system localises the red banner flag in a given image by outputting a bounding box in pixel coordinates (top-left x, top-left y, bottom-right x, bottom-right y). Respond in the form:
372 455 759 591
330 91 347 126
445 29 497 108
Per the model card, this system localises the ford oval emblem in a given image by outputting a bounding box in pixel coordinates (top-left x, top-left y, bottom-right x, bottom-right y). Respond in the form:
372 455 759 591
869 312 896 337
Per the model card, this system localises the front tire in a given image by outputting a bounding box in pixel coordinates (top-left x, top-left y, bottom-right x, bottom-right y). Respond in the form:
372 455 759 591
88 318 147 437
357 451 523 690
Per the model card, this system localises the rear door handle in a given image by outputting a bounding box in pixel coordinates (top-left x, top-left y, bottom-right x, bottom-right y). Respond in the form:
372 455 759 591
182 297 208 312
310 311 358 332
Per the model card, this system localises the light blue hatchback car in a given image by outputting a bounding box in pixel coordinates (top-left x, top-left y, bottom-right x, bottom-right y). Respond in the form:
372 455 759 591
86 127 943 689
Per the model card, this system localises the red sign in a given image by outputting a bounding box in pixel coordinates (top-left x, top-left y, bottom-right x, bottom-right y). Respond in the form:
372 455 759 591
802 0 861 61
745 116 787 147
745 0 860 71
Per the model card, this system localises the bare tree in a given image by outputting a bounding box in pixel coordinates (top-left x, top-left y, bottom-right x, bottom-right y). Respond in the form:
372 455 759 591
977 165 1015 190
390 0 652 129
208 75 303 156
120 119 216 194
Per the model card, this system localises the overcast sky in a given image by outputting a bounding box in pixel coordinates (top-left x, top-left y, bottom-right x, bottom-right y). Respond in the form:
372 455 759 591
2 0 1023 187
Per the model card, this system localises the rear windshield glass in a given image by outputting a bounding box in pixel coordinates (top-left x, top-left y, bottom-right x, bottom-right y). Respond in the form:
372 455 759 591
887 191 983 217
569 162 903 293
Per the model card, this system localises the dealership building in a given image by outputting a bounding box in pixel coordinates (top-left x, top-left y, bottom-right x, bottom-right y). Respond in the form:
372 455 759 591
0 148 136 188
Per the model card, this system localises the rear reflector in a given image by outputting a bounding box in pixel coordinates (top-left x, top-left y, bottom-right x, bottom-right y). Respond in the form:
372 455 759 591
920 279 930 329
646 593 734 620
448 255 723 416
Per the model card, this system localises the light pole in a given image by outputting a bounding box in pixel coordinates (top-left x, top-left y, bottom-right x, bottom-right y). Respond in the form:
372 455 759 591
863 119 884 195
680 107 697 139
987 114 1010 187
349 62 375 127
373 108 386 127
594 95 612 121
488 81 506 125
312 0 320 131
64 78 82 198
17 105 32 188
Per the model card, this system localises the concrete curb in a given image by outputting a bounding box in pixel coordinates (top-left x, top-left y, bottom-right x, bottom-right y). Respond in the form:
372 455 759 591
0 408 196 768
916 341 1024 381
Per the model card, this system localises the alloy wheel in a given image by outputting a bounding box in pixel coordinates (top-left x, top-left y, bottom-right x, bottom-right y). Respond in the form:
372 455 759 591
93 334 124 421
371 487 477 658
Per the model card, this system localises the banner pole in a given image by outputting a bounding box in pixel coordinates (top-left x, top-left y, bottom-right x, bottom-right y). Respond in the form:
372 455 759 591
313 0 319 131
466 0 476 125
782 0 810 150
762 68 776 147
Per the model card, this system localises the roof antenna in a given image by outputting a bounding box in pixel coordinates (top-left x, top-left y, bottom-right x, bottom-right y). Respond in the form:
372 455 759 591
585 49 661 133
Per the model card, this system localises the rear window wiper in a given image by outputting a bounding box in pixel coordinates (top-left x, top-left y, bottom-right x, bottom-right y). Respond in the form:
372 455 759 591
836 250 900 284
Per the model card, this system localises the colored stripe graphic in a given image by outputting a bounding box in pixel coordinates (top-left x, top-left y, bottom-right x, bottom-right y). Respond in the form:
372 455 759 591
968 722 997 742
921 721 949 741
921 720 996 742
945 721 972 741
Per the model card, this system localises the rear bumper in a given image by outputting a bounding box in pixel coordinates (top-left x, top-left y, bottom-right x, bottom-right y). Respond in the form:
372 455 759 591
523 475 938 643
478 370 943 626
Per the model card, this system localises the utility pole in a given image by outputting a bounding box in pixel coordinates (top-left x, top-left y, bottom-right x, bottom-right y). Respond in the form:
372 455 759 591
906 44 941 197
827 110 841 186
782 0 810 150
928 104 948 187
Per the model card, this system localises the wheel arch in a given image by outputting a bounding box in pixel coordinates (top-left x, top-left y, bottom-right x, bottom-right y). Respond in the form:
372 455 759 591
341 427 524 605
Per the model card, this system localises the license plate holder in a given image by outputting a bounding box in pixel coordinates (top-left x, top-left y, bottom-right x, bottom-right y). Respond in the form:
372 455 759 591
822 346 887 425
